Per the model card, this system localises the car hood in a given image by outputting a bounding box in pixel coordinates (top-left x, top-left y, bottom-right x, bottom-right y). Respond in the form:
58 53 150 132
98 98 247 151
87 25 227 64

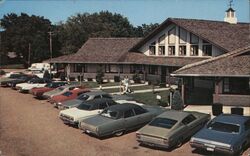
138 125 171 138
82 115 114 127
52 95 69 102
60 108 98 119
193 128 240 145
62 99 83 107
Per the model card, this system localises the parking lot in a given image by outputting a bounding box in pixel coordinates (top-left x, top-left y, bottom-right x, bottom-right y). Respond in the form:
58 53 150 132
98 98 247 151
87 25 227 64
0 87 249 156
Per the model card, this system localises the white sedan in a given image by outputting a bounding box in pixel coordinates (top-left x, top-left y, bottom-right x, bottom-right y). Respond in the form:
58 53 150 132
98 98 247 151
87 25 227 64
16 78 51 93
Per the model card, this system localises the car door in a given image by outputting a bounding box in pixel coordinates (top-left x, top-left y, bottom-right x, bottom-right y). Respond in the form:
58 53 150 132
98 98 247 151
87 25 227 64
181 115 198 138
123 109 138 130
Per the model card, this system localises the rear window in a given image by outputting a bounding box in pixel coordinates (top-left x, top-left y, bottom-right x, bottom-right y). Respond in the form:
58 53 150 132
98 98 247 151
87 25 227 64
101 109 118 119
149 118 178 129
62 91 73 97
207 121 240 133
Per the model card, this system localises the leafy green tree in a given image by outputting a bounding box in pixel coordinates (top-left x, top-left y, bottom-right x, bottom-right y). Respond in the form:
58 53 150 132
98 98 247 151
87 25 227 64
0 13 53 65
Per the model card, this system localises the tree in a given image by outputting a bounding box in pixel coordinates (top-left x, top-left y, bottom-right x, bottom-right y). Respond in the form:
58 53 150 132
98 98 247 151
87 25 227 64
171 90 184 110
57 11 137 55
96 68 104 84
0 13 53 65
134 23 160 37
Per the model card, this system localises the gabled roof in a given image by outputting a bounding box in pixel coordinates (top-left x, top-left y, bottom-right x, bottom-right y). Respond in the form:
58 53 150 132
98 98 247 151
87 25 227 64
49 38 142 63
131 18 250 52
172 46 250 77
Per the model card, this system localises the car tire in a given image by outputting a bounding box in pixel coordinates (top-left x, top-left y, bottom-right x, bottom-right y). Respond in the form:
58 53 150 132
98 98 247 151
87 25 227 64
114 130 124 137
176 137 183 148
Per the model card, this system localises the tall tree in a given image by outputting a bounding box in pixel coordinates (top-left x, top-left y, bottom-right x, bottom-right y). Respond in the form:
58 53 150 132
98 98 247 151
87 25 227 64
57 11 136 55
1 13 53 65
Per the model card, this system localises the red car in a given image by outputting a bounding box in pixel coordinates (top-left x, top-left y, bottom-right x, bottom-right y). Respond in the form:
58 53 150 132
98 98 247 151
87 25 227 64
49 88 90 105
31 82 68 99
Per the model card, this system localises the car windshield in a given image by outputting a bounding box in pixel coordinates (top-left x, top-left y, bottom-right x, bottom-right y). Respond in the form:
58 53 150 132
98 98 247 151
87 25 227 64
100 109 118 119
77 103 92 110
207 121 240 133
77 94 89 101
149 118 178 129
62 91 72 97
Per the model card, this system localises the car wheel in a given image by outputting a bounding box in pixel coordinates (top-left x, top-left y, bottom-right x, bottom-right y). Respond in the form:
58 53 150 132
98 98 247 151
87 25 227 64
114 130 124 137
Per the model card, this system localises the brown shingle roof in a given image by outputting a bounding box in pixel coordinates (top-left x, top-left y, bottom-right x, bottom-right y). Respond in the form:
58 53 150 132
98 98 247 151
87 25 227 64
172 46 250 77
120 52 208 66
131 18 250 52
49 38 142 63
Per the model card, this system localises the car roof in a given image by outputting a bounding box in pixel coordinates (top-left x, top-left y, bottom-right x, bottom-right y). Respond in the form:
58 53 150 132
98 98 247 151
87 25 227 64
108 103 142 112
157 110 190 121
84 98 114 105
84 90 108 96
214 114 250 125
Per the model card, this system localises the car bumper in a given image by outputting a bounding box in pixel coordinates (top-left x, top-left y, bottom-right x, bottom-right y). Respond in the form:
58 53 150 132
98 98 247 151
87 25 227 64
79 123 99 136
42 94 50 99
190 141 235 155
59 116 78 125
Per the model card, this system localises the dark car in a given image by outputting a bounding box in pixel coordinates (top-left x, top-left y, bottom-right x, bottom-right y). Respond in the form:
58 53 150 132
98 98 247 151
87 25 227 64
190 114 250 155
79 103 167 138
136 110 210 149
0 73 27 87
7 75 38 88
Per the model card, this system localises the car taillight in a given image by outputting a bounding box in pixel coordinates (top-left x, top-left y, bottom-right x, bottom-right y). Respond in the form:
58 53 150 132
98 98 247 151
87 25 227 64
136 132 141 139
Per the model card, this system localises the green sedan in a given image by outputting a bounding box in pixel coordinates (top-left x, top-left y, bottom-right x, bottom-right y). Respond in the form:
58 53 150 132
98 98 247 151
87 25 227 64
136 110 210 149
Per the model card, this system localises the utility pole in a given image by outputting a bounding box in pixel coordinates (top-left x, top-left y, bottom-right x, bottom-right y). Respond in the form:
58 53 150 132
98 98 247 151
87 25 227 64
28 43 31 66
48 31 53 79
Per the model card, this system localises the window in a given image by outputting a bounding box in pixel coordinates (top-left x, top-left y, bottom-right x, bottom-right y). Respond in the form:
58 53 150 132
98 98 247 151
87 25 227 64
149 65 158 75
149 118 178 129
168 27 176 44
202 44 212 56
179 46 186 56
207 121 240 133
94 95 102 99
182 115 196 125
190 33 199 44
190 45 199 56
99 102 108 109
130 65 144 74
149 42 156 55
158 46 165 55
133 107 147 115
158 34 165 45
124 109 135 118
179 28 187 44
223 77 250 95
168 46 175 55
105 64 119 73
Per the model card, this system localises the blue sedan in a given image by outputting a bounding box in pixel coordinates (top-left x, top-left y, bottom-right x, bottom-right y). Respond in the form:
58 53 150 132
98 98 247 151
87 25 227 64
190 114 250 155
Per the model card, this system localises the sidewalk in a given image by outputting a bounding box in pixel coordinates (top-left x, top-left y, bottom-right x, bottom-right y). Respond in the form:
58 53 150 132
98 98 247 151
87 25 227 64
93 83 147 89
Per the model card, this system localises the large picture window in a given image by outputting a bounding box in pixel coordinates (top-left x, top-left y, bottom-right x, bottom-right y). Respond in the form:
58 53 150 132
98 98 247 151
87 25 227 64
223 78 250 95
73 64 87 73
105 64 120 73
130 65 143 74
149 65 158 75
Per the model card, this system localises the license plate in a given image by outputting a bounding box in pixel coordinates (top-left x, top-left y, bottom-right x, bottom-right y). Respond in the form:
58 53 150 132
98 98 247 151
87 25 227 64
206 147 214 152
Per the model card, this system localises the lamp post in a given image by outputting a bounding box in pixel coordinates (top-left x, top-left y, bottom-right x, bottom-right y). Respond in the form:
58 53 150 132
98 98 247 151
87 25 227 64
48 31 53 79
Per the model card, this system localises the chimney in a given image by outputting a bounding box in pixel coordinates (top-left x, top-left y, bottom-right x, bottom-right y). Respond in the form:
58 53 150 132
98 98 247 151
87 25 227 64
224 1 237 24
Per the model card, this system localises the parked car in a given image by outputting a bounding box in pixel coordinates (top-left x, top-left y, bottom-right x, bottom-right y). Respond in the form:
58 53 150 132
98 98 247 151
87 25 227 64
59 98 117 126
0 72 26 86
57 91 113 110
42 84 80 99
9 75 39 89
136 110 210 149
190 114 250 155
15 78 51 93
79 103 167 138
31 81 68 98
51 88 90 107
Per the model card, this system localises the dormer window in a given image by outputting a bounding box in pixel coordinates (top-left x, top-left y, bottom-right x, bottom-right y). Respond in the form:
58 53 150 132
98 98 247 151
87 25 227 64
202 40 212 56
158 34 165 55
149 42 156 55
190 33 199 56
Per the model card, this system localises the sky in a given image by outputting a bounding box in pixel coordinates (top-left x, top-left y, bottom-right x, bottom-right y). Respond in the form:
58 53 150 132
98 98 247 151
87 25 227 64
0 0 249 26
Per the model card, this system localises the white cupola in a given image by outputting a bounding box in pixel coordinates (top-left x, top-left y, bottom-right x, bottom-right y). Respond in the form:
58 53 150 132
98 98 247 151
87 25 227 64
224 1 237 24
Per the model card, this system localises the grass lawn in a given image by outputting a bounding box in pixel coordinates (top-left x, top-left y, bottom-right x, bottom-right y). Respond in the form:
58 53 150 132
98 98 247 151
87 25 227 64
129 90 170 106
102 85 161 93
74 81 120 88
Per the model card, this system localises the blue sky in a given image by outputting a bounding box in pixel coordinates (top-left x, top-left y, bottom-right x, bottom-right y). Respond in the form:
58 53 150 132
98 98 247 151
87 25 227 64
0 0 249 26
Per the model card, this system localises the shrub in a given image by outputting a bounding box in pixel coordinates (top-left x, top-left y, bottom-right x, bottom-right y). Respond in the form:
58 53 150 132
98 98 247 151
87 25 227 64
132 73 141 83
171 90 184 110
114 76 120 82
96 69 104 84
0 70 6 75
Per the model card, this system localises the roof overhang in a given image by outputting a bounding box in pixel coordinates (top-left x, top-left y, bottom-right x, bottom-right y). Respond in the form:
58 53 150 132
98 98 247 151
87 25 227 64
171 73 250 78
